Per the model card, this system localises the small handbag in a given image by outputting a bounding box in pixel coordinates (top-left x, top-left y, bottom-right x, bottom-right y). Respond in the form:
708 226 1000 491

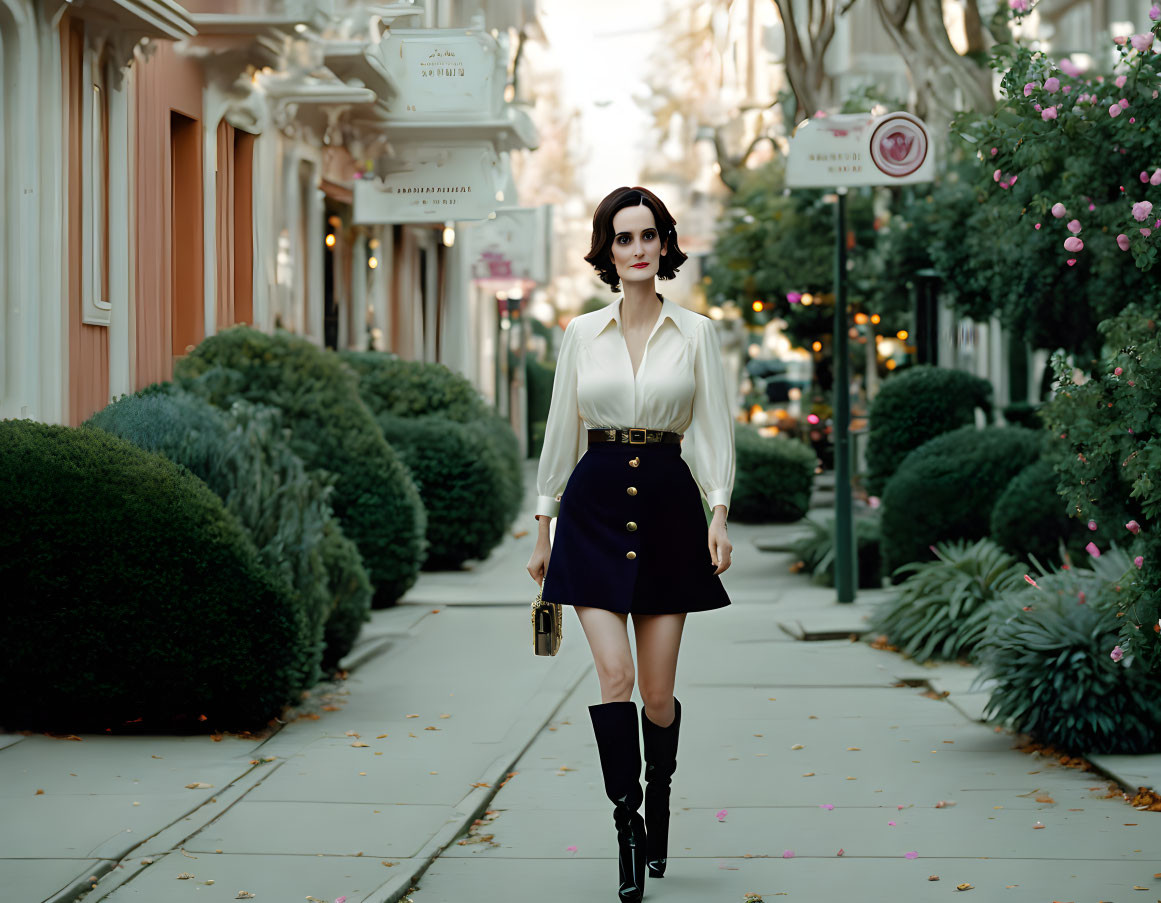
531 585 563 656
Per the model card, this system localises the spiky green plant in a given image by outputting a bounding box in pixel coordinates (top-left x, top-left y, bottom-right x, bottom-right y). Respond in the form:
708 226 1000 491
867 538 1026 663
971 547 1161 754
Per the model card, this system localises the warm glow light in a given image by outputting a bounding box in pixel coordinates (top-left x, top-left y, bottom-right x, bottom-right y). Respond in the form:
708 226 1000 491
886 358 897 370
811 341 822 352
752 300 764 312
871 314 881 324
443 225 455 248
748 343 761 357
325 233 336 248
801 293 814 306
368 257 378 269
788 387 802 401
896 330 909 340
854 312 869 325
369 238 380 250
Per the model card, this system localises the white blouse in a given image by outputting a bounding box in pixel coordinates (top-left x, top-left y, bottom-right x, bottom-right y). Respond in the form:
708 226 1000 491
535 293 736 520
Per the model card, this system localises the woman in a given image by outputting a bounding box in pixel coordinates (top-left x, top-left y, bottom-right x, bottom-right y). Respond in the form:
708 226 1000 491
526 186 735 902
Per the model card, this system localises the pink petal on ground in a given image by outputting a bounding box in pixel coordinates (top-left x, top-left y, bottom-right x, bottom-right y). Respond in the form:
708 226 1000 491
820 803 835 810
783 849 796 859
888 821 897 826
716 809 728 820
905 851 919 859
1024 575 1040 588
567 845 578 852
837 848 845 856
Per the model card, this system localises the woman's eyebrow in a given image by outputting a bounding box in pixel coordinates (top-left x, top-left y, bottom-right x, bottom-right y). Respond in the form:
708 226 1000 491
614 228 654 236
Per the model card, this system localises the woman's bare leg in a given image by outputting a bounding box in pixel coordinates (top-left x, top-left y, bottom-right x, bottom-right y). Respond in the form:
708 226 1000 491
632 612 687 727
574 605 636 703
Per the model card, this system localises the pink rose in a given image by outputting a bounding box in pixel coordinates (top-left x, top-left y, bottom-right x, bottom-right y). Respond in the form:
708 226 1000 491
1087 520 1098 531
1132 200 1154 222
1126 520 1141 534
1130 33 1154 53
1051 202 1066 218
1115 74 1128 88
1142 228 1153 237
1119 98 1129 109
1110 645 1124 662
1041 107 1057 121
1110 104 1123 117
1064 236 1084 252
1085 541 1101 558
994 169 1002 182
1115 366 1123 375
1150 3 1160 19
1134 556 1144 569
1044 76 1060 92
1117 233 1130 250
1060 58 1081 77
1151 169 1161 186
1024 82 1037 97
1067 219 1082 234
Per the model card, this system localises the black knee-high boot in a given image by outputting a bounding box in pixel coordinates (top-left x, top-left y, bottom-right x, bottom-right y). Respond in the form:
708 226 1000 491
589 700 647 902
641 696 681 878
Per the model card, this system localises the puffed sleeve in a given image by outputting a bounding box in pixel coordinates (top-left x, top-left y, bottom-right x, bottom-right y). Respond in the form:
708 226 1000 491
682 318 735 515
534 318 584 520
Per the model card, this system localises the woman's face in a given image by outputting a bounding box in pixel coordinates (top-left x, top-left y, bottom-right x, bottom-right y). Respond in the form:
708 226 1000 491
609 203 667 287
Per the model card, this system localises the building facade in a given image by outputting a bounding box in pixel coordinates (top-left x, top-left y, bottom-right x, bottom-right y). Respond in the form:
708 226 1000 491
1 0 546 445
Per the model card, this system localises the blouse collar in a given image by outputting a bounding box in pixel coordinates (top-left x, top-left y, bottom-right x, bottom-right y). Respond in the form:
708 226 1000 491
594 293 691 338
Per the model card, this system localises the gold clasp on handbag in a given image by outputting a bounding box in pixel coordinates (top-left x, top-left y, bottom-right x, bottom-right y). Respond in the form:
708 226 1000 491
628 427 646 444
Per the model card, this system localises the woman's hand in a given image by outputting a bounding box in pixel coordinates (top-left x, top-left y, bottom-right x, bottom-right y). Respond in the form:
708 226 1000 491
527 515 552 586
709 507 732 575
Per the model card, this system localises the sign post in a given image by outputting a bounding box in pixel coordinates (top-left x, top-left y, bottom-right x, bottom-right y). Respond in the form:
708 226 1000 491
786 111 934 603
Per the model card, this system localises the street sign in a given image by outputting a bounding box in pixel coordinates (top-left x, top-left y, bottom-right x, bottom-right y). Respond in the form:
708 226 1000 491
785 111 934 188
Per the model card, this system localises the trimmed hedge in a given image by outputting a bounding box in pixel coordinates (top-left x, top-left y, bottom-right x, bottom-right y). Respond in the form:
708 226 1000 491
730 424 817 523
377 413 511 569
864 365 994 496
990 457 1088 567
880 425 1043 576
173 326 426 606
340 350 523 528
0 420 304 732
86 388 372 684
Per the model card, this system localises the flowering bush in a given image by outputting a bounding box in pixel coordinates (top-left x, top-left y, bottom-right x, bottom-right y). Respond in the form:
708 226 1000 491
929 3 1161 356
1040 305 1161 672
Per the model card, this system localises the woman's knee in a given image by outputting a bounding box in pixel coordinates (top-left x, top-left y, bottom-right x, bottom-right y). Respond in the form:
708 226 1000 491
575 605 635 698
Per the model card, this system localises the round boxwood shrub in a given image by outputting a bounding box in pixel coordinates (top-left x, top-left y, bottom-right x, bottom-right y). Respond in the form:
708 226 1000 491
868 538 1025 663
730 424 817 523
377 413 511 569
864 365 994 496
173 326 426 606
86 387 373 687
0 420 305 732
990 457 1089 567
973 548 1161 754
319 517 374 672
880 425 1043 577
340 351 523 527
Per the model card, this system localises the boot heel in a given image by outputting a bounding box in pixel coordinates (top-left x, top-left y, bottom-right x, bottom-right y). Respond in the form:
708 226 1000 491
589 701 647 902
642 696 681 880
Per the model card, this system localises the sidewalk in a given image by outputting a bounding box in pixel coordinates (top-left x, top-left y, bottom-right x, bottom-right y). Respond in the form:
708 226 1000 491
3 460 1159 903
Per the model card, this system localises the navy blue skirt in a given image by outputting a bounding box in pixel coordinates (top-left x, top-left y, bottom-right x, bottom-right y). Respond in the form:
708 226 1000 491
541 438 731 615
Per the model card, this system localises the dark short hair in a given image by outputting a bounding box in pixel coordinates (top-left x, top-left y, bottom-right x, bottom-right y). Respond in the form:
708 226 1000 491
584 186 688 291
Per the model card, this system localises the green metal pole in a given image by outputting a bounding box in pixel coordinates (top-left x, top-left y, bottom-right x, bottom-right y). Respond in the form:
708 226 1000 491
833 187 854 603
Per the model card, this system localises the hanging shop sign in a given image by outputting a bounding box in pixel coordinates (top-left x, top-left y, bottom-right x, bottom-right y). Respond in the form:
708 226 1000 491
353 143 505 224
785 111 934 188
373 28 505 118
464 205 551 284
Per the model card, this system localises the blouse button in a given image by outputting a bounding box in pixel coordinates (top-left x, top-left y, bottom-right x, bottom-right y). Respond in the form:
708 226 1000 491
626 521 637 531
626 486 638 496
629 456 640 467
626 551 637 560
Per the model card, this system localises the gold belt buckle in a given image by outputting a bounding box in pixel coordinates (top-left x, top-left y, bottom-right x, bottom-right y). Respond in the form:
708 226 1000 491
628 427 647 444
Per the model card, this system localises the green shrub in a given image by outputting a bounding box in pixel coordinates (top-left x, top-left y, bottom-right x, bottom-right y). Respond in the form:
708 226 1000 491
990 457 1088 567
730 425 817 523
973 548 1161 754
1001 401 1044 429
173 326 426 606
789 515 883 588
880 425 1043 576
85 388 372 686
526 354 555 458
864 365 994 496
377 413 511 569
340 350 523 529
868 538 1025 663
0 420 304 732
1041 305 1161 672
319 518 375 672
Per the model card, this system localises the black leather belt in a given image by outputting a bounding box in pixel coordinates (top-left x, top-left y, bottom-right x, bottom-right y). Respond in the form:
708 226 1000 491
588 427 683 446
